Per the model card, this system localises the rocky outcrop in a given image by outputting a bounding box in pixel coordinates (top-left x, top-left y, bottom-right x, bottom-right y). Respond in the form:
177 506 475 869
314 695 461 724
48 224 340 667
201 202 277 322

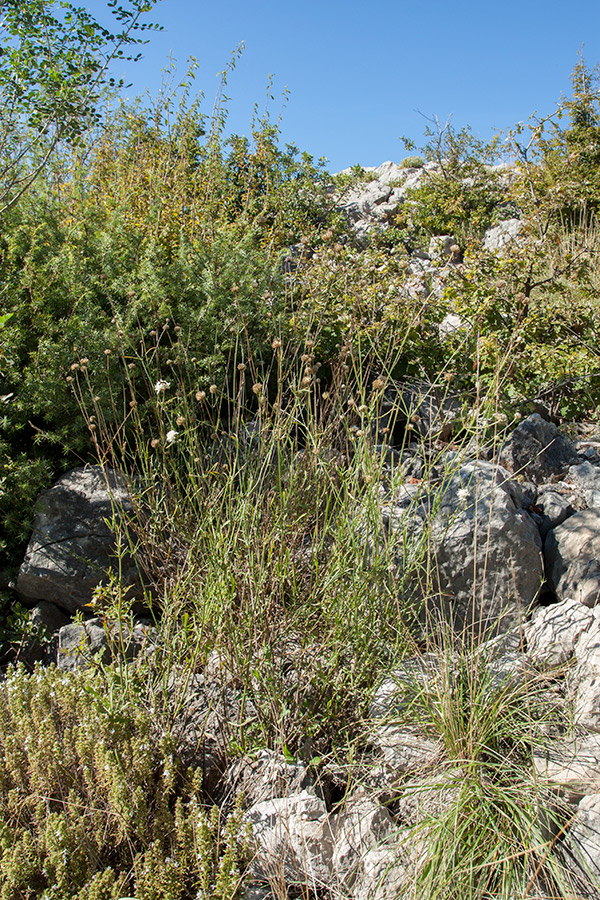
336 161 428 247
373 457 543 634
545 509 600 607
16 466 144 614
498 413 580 482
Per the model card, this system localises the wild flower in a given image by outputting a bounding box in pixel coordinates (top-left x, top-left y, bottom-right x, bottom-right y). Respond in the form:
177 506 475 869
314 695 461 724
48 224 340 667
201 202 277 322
154 379 171 394
166 429 178 444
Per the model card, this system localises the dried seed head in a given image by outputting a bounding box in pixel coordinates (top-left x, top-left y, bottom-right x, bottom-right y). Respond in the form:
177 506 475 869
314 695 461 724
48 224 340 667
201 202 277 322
271 339 282 350
176 415 185 426
237 363 247 372
196 390 206 401
209 384 217 394
252 383 262 395
372 377 386 391
151 438 160 448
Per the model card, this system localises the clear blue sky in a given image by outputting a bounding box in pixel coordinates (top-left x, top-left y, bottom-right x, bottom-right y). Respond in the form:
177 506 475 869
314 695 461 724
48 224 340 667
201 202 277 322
87 0 600 172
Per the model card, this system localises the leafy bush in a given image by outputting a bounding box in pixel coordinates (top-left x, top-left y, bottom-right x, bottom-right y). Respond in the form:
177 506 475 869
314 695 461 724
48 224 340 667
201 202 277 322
396 120 506 249
400 155 425 168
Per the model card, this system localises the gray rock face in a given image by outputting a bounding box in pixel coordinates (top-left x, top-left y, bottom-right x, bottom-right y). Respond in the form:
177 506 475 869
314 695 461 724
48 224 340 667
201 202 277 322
224 750 314 809
336 161 427 246
482 217 522 253
498 414 580 482
369 726 440 777
566 461 600 510
57 617 157 672
57 619 110 671
371 459 543 635
562 792 600 887
545 509 600 606
537 489 575 539
572 614 600 732
525 598 594 668
422 460 542 633
16 466 143 613
377 380 460 443
245 790 333 887
330 792 396 888
352 838 412 900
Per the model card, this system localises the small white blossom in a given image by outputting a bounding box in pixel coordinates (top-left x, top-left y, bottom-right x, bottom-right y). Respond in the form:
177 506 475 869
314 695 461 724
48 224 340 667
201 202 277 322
166 429 178 444
154 379 171 394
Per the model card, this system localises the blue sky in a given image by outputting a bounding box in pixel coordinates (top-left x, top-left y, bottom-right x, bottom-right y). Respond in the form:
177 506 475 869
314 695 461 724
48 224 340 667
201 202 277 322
88 0 600 172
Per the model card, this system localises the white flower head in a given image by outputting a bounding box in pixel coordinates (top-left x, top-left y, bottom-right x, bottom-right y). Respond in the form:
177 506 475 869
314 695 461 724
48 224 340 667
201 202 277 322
154 379 171 394
166 429 178 445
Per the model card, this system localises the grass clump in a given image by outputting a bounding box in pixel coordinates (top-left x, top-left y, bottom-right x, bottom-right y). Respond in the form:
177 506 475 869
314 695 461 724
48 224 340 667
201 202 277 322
390 637 579 900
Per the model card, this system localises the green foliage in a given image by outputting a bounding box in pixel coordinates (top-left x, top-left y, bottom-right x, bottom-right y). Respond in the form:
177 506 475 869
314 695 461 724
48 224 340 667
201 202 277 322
510 57 600 229
398 119 506 248
400 155 425 168
0 0 161 211
0 663 250 899
0 75 338 570
400 640 577 900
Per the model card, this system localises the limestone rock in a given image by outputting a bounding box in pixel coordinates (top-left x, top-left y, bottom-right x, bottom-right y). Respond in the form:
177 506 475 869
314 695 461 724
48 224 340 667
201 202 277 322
17 466 143 614
566 461 600 510
57 617 157 672
245 790 333 887
369 726 440 777
545 509 600 606
427 460 543 633
352 837 413 900
223 750 314 808
525 598 594 668
57 619 109 671
537 489 575 539
498 414 580 482
330 791 396 888
533 732 600 800
562 792 600 889
482 217 523 253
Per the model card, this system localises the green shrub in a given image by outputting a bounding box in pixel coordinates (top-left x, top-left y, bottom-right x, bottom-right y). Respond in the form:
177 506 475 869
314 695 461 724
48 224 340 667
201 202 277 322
400 155 425 168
